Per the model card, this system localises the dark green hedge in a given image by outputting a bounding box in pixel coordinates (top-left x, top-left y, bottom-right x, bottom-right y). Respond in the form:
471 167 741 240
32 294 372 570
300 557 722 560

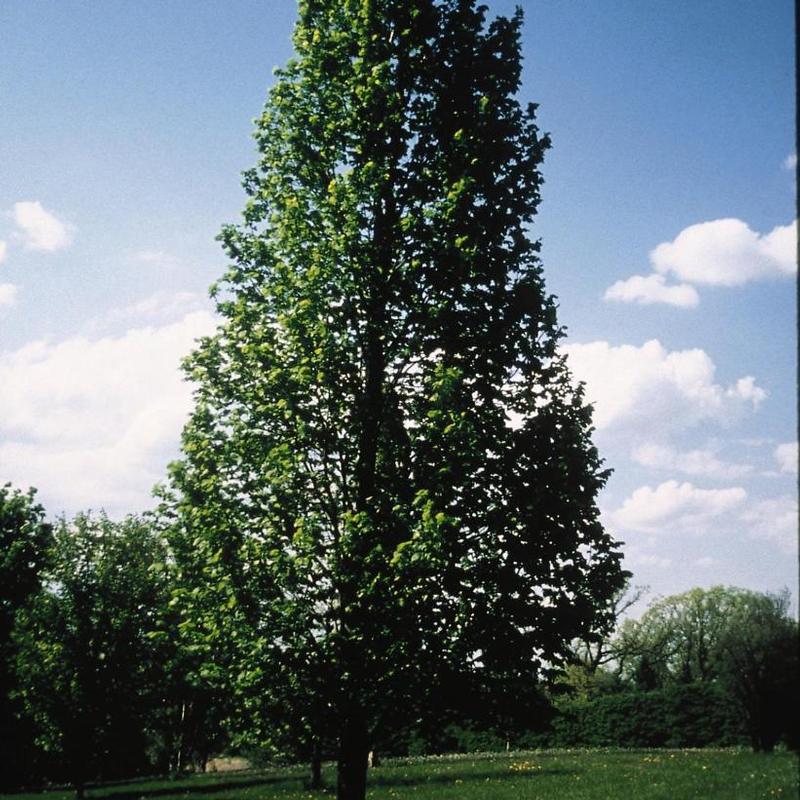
549 683 748 748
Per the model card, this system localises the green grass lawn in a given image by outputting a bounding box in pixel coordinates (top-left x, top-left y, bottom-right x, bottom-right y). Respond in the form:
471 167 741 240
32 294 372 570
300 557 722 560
5 749 797 800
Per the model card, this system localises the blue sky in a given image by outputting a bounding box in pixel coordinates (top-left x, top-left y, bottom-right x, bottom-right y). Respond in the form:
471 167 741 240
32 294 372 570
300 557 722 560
0 0 795 610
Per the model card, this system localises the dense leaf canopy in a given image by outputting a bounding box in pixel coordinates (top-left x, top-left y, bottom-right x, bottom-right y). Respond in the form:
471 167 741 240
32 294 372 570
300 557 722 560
169 1 627 795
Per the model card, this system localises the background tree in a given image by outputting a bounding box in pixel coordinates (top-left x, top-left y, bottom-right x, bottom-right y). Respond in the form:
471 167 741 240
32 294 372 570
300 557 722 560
615 586 755 687
613 585 799 751
0 484 53 789
14 514 172 795
556 578 647 701
717 589 798 752
149 495 243 774
171 2 627 798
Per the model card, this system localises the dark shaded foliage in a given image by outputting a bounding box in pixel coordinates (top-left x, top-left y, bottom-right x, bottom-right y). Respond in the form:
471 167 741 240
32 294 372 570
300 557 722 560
0 484 53 789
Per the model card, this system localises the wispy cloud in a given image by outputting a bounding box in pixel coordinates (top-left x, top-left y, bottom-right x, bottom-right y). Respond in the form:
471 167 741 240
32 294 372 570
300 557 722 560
774 441 798 475
0 240 7 264
87 290 211 333
134 250 182 270
784 153 797 170
742 495 798 555
631 442 752 480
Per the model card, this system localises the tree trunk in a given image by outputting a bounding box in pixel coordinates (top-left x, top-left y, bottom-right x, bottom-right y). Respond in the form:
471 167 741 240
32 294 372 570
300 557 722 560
310 739 323 789
337 715 369 800
176 700 187 773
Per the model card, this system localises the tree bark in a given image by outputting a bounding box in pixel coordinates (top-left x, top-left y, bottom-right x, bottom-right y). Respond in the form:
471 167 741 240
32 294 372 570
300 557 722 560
337 714 369 800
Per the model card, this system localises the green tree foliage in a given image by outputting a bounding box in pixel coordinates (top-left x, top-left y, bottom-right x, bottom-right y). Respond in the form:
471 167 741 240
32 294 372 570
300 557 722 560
616 586 743 687
13 514 172 794
717 590 798 752
149 500 236 773
171 2 626 797
614 586 799 751
0 484 53 788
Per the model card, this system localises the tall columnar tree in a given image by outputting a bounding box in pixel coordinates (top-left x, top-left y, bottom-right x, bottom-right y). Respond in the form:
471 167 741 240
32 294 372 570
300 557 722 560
172 2 627 797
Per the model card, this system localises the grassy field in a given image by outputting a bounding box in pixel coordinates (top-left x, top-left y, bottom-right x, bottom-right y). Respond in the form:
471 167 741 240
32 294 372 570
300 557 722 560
5 749 797 800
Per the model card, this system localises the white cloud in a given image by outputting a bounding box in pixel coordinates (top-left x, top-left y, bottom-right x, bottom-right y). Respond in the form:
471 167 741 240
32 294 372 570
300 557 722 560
564 339 766 433
774 442 798 475
632 442 752 480
12 201 72 252
88 290 210 332
611 480 747 535
0 309 216 515
0 240 7 263
650 218 797 286
784 153 797 170
0 283 17 308
742 495 798 555
604 273 699 307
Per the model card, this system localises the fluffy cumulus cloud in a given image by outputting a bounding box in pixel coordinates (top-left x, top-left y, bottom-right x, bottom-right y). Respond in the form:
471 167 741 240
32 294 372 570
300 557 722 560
650 218 797 286
604 217 797 305
12 201 72 251
632 442 752 480
0 304 216 515
563 339 766 434
610 480 747 535
603 273 699 307
0 283 17 308
774 441 798 475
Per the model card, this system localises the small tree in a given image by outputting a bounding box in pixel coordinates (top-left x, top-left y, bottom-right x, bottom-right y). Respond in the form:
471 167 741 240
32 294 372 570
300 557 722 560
172 3 627 798
14 514 171 795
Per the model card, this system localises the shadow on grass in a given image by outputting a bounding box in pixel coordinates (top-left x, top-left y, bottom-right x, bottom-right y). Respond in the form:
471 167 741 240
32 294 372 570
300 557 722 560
90 773 301 800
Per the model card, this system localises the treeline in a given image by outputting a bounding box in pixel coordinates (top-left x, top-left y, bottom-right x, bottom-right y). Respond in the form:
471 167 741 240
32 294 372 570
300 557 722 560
1 484 797 792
